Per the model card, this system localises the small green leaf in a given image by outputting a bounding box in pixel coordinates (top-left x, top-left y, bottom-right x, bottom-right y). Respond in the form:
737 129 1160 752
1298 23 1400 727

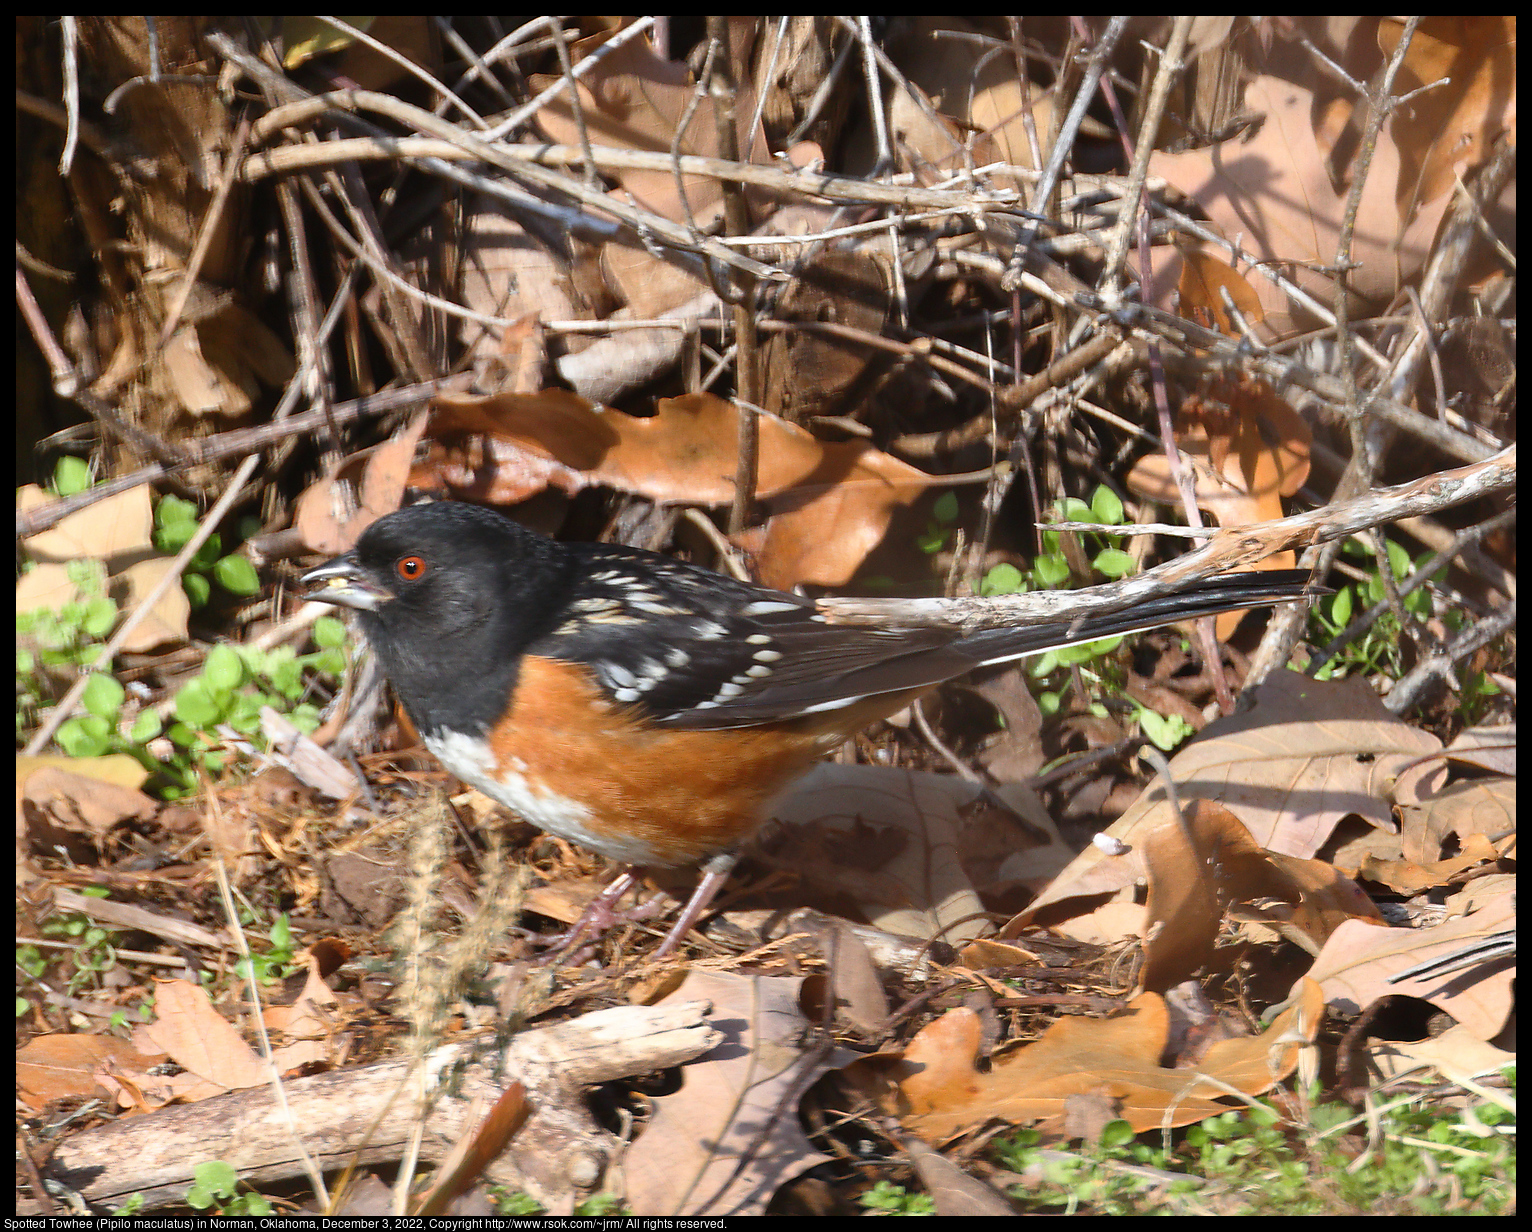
980 563 1025 596
312 616 347 648
57 715 112 758
155 494 200 528
1034 554 1071 588
268 658 304 698
213 554 260 595
154 499 200 552
289 703 322 733
54 456 93 496
190 533 223 574
1328 587 1353 628
129 710 163 743
1060 496 1092 523
175 679 222 728
313 648 346 676
203 644 245 693
66 559 107 594
1138 706 1193 751
1090 485 1124 525
183 573 211 608
82 596 118 639
932 490 960 524
1099 1119 1136 1148
1092 547 1135 578
1058 635 1122 665
81 673 126 720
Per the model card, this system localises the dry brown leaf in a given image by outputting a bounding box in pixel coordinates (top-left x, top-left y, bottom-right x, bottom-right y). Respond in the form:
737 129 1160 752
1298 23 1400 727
957 937 1046 970
130 978 329 1102
18 485 186 649
18 482 154 564
21 763 158 846
262 957 341 1041
877 17 1065 186
115 557 193 650
1367 1026 1515 1094
1149 74 1456 325
1443 724 1517 777
530 20 765 222
408 389 934 588
1306 892 1514 1041
16 1034 169 1113
814 924 891 1036
1128 382 1310 514
1396 778 1516 865
1012 671 1442 934
294 411 431 554
1379 16 1517 223
1125 379 1309 635
160 305 295 420
16 562 85 630
1138 800 1380 992
750 439 931 588
1175 249 1266 336
18 752 149 792
1357 832 1500 896
414 1080 531 1217
597 392 774 501
903 1134 1018 1215
768 764 990 945
530 21 767 318
892 979 1323 1141
457 201 585 364
630 969 833 1215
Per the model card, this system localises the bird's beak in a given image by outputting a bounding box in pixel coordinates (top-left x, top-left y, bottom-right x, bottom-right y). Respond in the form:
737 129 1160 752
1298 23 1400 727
301 555 391 611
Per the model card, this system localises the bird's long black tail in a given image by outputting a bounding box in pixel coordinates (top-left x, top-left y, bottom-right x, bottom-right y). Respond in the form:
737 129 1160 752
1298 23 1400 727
952 569 1319 669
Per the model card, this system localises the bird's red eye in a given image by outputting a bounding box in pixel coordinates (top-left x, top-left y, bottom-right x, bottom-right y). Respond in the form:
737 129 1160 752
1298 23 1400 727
396 555 427 581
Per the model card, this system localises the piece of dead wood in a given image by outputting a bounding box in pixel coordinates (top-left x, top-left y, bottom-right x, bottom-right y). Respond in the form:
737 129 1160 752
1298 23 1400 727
44 999 718 1215
51 887 232 952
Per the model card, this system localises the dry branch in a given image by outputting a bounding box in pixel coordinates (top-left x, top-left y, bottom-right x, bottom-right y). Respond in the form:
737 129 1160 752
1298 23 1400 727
819 446 1514 632
45 1000 718 1214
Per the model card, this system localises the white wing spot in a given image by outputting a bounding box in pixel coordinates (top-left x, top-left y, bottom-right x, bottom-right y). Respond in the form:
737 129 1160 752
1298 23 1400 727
796 694 865 714
603 662 638 688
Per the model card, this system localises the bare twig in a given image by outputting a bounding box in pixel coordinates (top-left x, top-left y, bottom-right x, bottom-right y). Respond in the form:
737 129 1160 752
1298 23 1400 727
818 446 1514 632
1384 601 1516 715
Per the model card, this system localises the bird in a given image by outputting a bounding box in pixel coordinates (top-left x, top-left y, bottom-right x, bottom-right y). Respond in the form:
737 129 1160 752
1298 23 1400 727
303 500 1317 958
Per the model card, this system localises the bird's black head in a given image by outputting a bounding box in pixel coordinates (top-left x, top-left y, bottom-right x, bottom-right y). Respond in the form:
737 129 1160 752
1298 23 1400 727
303 502 570 737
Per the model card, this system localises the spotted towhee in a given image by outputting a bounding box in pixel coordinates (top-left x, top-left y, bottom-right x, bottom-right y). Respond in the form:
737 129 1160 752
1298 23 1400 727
303 501 1316 957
